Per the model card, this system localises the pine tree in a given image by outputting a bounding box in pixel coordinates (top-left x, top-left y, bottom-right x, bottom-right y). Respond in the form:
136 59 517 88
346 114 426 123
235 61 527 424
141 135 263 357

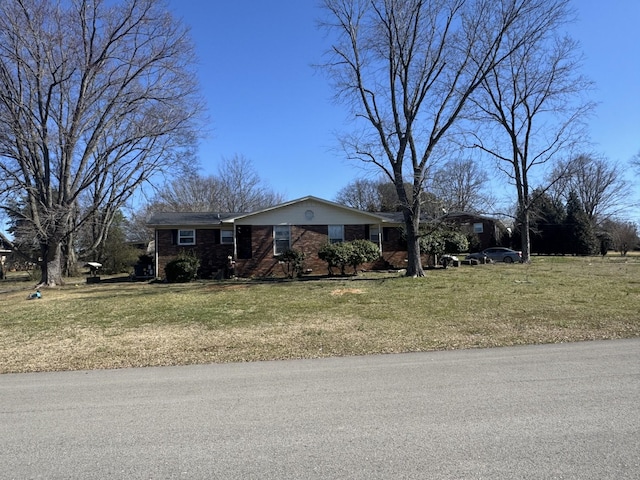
529 189 567 254
565 191 598 255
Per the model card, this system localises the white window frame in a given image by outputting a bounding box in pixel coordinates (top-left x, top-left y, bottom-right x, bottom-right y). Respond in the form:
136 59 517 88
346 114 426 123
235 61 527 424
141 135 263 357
328 225 344 244
221 229 234 245
178 229 195 245
274 225 291 255
473 222 484 234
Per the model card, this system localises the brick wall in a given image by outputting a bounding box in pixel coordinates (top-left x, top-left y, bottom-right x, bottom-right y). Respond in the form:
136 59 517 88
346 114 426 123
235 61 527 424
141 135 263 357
233 224 424 277
156 229 233 279
235 225 331 277
157 224 428 279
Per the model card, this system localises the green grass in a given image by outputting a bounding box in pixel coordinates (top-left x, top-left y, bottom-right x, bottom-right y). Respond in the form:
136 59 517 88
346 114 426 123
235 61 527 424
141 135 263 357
1 255 639 373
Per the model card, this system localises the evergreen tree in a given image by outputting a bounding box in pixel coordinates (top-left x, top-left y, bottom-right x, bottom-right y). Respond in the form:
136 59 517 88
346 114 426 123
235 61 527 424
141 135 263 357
529 190 566 255
565 191 598 255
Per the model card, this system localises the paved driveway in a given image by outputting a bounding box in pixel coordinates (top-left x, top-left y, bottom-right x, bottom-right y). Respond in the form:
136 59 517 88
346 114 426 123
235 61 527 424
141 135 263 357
1 339 639 479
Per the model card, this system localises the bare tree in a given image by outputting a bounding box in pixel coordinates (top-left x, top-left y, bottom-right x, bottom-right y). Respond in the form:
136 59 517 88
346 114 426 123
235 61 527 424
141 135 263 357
550 154 630 225
153 175 225 212
604 220 639 256
430 158 493 213
121 201 164 245
334 177 408 212
320 0 569 276
215 155 284 212
470 2 594 262
151 154 284 213
0 0 203 286
335 178 382 211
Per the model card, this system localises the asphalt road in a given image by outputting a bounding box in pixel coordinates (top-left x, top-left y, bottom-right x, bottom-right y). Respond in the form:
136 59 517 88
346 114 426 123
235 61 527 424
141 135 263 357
1 339 639 479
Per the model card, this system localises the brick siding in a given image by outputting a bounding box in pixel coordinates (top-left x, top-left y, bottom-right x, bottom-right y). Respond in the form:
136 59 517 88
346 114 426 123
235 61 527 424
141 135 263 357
157 224 429 279
156 229 233 279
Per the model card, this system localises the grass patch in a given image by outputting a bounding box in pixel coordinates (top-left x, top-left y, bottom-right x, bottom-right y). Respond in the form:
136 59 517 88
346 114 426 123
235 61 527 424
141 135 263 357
1 256 639 373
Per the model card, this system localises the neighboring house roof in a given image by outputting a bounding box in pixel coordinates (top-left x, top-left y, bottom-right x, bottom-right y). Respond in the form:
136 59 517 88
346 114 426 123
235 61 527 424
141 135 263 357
374 212 404 223
373 211 437 224
441 211 495 221
440 211 507 228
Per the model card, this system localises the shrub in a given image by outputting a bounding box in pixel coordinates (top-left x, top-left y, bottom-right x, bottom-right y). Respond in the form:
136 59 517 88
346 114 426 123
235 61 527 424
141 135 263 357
164 251 200 283
318 242 349 275
420 229 469 256
318 240 380 275
466 233 482 253
347 239 381 274
277 249 306 278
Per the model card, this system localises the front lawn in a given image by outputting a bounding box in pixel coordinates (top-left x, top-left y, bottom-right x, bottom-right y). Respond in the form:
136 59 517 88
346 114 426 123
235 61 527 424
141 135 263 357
1 255 639 373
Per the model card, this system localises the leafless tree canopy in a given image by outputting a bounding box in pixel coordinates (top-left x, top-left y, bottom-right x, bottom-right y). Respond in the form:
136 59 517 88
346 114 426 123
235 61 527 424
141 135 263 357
320 0 576 275
151 154 284 214
334 177 406 212
467 0 592 261
215 155 285 213
549 154 631 225
430 158 492 213
602 219 639 256
0 0 204 285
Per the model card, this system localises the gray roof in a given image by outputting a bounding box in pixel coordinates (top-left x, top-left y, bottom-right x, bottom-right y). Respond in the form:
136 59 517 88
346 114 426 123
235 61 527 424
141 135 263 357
146 211 240 227
146 207 501 229
145 196 396 228
439 211 504 223
374 212 404 223
146 209 427 228
374 211 438 223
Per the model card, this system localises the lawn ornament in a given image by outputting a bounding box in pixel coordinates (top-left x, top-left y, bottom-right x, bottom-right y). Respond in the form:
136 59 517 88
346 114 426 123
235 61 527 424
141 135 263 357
27 290 41 300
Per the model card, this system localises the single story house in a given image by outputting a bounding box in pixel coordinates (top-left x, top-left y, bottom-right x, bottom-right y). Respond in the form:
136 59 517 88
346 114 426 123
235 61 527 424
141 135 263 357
146 195 438 279
146 196 509 279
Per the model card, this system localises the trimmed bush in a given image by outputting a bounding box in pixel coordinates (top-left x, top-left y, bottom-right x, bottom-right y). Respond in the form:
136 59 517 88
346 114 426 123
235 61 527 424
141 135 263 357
318 242 349 275
347 239 381 273
165 251 200 283
318 240 380 275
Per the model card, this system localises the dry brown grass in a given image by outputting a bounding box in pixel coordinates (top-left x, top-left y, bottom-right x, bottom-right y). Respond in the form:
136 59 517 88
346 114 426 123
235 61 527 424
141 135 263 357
1 255 639 373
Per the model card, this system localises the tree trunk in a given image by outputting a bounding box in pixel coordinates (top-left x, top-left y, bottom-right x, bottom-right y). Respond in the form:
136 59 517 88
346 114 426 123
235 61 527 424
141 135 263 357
39 241 65 287
404 212 425 277
63 234 78 277
520 210 532 263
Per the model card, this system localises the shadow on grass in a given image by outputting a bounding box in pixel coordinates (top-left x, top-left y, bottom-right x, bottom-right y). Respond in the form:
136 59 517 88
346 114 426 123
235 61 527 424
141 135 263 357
95 275 139 284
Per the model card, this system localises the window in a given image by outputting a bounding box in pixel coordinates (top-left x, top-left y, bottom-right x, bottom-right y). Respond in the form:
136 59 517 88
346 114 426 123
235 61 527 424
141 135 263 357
274 225 290 255
369 226 380 244
328 225 344 244
221 230 234 244
473 222 484 234
178 229 195 245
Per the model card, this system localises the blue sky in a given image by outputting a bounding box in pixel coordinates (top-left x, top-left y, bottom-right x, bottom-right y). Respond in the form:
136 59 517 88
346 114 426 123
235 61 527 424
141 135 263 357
167 0 640 211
